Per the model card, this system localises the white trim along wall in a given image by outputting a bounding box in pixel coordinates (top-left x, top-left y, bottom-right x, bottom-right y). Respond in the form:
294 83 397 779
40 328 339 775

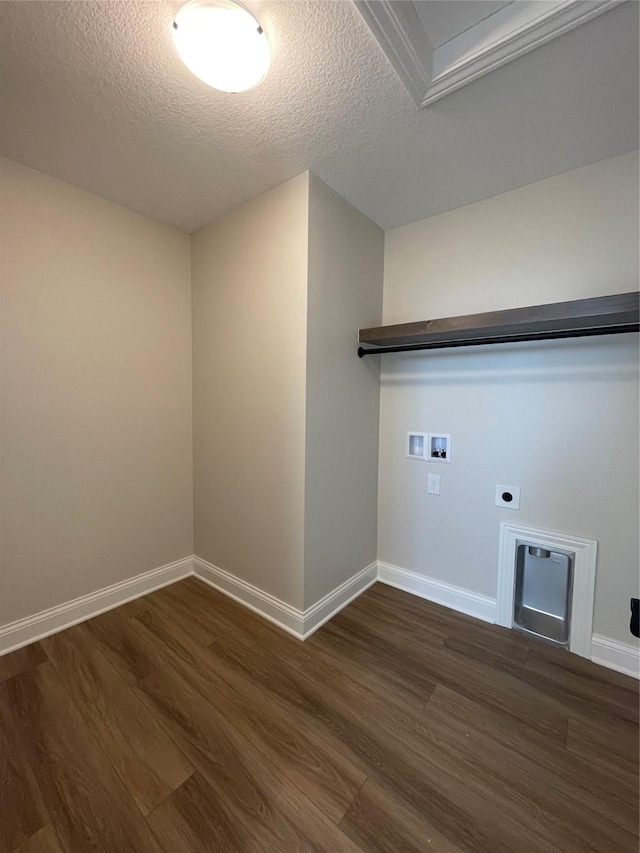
0 556 377 654
192 556 378 640
1 555 637 679
0 557 194 656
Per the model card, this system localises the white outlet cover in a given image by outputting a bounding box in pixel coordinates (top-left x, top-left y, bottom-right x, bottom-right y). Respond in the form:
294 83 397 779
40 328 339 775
427 473 441 495
495 485 520 509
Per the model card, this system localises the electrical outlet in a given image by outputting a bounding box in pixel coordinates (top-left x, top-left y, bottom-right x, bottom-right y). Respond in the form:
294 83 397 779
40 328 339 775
495 485 520 509
427 473 441 495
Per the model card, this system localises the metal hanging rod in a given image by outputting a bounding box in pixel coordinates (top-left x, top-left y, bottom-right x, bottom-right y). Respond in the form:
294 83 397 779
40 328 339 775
357 323 639 357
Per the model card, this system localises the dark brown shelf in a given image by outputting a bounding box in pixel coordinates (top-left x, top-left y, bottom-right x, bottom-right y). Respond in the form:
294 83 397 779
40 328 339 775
358 291 639 354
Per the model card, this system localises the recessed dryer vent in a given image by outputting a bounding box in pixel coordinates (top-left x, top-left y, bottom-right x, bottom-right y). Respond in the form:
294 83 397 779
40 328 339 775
497 523 597 659
513 544 574 646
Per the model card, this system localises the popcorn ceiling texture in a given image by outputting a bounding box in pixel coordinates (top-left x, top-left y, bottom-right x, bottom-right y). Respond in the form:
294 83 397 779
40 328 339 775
0 0 637 232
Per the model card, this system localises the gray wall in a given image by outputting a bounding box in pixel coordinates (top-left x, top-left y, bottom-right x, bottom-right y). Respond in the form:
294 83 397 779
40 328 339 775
191 172 384 612
1 158 193 626
4 150 636 647
191 174 309 609
378 152 639 645
304 175 384 609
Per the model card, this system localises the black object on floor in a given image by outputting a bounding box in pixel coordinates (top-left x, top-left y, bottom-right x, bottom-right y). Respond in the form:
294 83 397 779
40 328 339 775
630 598 639 639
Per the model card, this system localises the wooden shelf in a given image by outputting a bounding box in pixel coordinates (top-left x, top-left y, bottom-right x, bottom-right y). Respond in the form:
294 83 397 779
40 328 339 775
359 291 639 350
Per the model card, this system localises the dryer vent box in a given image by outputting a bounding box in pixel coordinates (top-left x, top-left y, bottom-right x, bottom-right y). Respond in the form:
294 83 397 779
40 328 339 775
513 544 574 647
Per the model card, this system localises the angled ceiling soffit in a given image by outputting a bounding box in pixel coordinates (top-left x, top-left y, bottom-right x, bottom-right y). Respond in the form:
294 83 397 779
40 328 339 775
355 0 625 107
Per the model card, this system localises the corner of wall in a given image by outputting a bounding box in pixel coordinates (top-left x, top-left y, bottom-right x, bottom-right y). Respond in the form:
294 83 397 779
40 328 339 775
303 176 384 610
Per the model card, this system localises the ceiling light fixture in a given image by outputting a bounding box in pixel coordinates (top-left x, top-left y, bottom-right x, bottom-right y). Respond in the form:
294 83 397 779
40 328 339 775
172 0 270 93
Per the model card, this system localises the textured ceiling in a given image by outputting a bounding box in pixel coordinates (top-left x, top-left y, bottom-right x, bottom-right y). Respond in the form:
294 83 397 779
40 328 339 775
0 0 637 233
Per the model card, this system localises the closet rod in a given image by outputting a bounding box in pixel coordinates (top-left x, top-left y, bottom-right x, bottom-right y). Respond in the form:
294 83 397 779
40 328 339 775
357 323 639 358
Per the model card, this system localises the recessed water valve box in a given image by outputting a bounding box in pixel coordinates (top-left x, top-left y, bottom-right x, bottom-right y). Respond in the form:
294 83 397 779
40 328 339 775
406 432 428 460
429 433 451 463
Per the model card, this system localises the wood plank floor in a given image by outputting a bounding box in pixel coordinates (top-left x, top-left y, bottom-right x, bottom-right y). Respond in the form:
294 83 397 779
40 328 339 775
1 579 638 853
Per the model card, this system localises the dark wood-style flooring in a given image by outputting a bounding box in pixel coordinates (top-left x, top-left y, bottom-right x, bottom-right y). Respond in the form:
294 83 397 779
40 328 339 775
1 578 638 852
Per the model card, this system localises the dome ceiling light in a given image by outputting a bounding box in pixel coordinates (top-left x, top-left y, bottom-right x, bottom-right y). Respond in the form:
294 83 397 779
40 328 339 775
172 0 271 93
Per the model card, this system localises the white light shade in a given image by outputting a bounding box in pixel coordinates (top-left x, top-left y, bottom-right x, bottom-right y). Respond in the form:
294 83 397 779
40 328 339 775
173 0 270 93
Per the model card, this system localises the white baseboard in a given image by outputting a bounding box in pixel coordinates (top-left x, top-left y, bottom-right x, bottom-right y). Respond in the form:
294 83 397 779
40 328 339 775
193 556 378 640
301 562 378 638
193 556 306 638
591 634 640 680
0 556 194 656
377 560 497 624
0 554 377 655
3 553 636 683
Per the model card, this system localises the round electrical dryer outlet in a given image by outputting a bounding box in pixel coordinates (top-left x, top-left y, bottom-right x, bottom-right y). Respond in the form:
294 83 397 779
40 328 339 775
495 485 520 509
